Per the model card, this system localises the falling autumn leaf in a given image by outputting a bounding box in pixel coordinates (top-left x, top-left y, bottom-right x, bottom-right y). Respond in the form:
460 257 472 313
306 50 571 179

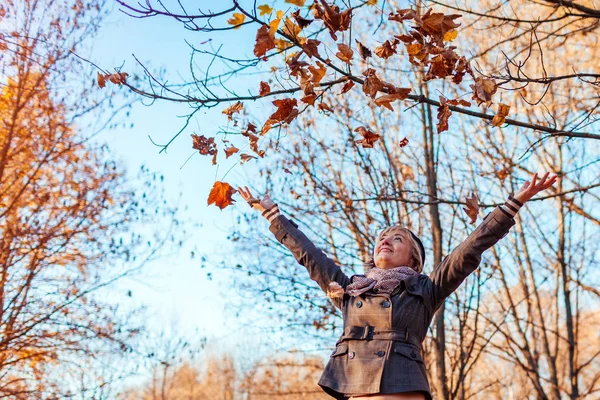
436 96 452 133
259 81 271 96
355 40 372 60
491 103 511 127
207 181 237 209
399 137 409 147
224 146 239 158
240 153 258 164
335 43 354 64
227 13 246 29
462 192 479 224
191 134 217 156
354 126 380 148
222 101 243 120
257 4 273 16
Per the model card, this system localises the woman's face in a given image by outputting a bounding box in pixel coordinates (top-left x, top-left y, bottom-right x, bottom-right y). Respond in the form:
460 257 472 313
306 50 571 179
373 230 412 270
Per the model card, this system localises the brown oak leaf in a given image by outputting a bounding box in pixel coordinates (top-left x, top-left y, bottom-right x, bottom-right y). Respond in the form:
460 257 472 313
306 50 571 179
312 0 351 41
354 126 380 148
335 43 354 64
259 81 271 96
362 68 383 98
207 181 237 210
462 192 479 224
302 39 321 58
292 9 313 29
470 77 497 106
374 39 399 59
436 96 452 133
355 40 372 60
222 101 243 120
191 134 217 156
339 79 355 94
374 90 410 111
491 103 510 127
254 25 276 58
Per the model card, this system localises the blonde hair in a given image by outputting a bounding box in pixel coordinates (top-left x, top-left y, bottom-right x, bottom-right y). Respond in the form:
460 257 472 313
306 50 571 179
364 226 424 273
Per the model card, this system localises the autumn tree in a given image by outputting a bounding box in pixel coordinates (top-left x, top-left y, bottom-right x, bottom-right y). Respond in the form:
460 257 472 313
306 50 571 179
103 0 598 399
0 0 180 397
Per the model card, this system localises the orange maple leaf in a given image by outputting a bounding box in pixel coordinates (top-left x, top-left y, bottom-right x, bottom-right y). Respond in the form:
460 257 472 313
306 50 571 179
254 25 276 57
335 43 354 64
207 181 237 210
222 101 243 120
374 90 410 111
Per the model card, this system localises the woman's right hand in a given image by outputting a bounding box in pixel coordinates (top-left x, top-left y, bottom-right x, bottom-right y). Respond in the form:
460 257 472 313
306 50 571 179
238 186 275 213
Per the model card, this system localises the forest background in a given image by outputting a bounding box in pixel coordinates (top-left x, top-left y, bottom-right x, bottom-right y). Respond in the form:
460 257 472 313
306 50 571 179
0 0 598 399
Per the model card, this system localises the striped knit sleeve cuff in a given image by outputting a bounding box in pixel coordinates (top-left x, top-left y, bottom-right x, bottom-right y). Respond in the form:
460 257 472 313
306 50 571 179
262 204 281 223
499 195 523 218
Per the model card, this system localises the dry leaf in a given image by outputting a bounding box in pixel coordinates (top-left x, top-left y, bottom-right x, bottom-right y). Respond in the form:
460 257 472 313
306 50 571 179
374 90 410 111
462 192 479 224
301 94 317 105
97 72 106 88
292 9 313 28
362 68 383 98
436 96 452 133
354 126 380 148
443 30 458 42
254 25 276 57
224 146 239 158
399 137 409 147
240 153 258 164
446 98 471 107
374 39 398 59
227 13 246 29
491 103 510 127
335 43 354 64
312 0 351 41
285 0 306 6
270 98 299 123
284 168 293 174
339 79 355 94
191 134 217 156
318 103 334 113
355 40 372 60
258 4 273 16
207 181 237 210
259 81 271 96
470 77 497 106
302 39 321 58
222 101 243 120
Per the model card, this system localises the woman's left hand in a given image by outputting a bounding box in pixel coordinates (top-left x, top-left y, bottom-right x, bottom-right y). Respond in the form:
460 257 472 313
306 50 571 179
513 172 558 204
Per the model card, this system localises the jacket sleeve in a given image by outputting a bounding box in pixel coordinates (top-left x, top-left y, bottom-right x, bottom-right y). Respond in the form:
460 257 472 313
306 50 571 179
269 214 351 297
429 206 516 310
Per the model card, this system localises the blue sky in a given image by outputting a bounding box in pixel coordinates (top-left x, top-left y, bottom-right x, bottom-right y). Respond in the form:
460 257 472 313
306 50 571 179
89 1 268 351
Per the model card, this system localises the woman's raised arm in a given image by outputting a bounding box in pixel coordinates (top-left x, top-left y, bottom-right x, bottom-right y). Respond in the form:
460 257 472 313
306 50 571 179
238 187 351 306
429 173 557 309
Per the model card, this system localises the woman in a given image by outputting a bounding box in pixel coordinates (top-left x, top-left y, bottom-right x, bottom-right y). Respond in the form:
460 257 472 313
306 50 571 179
239 173 557 400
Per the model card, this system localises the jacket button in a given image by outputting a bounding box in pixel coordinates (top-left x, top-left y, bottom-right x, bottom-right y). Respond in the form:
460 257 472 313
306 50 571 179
356 301 363 308
349 351 355 359
381 301 390 308
410 351 417 359
377 350 385 357
409 285 416 291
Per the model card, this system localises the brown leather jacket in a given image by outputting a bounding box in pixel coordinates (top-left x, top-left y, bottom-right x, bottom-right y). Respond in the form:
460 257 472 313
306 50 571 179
269 206 515 399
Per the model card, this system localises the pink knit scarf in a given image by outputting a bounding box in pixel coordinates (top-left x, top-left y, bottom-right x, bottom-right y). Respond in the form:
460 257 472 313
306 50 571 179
346 266 418 297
